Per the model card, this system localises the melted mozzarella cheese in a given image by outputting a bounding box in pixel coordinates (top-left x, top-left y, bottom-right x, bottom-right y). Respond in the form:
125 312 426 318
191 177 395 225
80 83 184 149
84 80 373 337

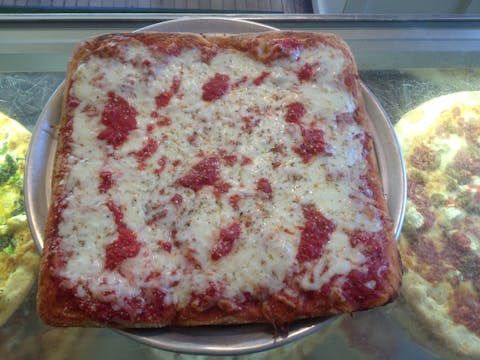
57 40 385 308
301 232 366 290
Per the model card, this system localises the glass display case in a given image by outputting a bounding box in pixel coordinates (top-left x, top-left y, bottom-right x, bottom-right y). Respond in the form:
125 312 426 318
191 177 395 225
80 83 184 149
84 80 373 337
0 13 479 360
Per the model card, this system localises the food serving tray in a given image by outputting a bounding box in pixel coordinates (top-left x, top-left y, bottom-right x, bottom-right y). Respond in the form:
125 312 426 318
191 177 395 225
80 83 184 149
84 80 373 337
24 18 406 356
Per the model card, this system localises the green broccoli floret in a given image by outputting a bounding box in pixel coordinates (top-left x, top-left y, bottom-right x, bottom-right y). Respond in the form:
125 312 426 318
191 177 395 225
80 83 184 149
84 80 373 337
0 233 14 251
10 197 25 217
0 141 7 155
8 171 23 188
0 154 18 185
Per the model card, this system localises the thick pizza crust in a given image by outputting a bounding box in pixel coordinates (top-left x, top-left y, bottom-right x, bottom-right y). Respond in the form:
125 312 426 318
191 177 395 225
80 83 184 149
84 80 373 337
0 112 39 327
38 31 401 328
395 91 480 358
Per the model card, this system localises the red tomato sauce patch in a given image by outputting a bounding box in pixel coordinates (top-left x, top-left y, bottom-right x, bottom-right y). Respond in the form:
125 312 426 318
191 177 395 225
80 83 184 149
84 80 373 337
285 102 306 125
256 178 273 196
296 205 335 263
155 76 181 108
104 200 141 271
98 92 137 148
211 222 242 260
99 171 114 194
293 127 329 163
202 73 230 101
178 156 220 192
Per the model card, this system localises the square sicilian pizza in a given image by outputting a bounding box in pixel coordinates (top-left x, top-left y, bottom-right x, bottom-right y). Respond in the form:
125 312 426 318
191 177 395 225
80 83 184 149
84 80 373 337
37 32 402 328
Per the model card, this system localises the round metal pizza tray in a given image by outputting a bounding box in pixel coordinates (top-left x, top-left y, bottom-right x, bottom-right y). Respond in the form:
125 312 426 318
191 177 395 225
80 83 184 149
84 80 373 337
24 18 406 356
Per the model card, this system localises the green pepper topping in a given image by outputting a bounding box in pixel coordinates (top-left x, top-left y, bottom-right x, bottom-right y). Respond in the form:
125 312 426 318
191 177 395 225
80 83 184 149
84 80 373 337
0 154 18 185
0 141 7 155
0 233 14 252
10 197 24 217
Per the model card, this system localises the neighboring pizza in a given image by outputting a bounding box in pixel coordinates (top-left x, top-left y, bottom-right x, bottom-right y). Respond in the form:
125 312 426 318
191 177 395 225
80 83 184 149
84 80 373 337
395 91 480 357
37 32 401 328
0 111 39 326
